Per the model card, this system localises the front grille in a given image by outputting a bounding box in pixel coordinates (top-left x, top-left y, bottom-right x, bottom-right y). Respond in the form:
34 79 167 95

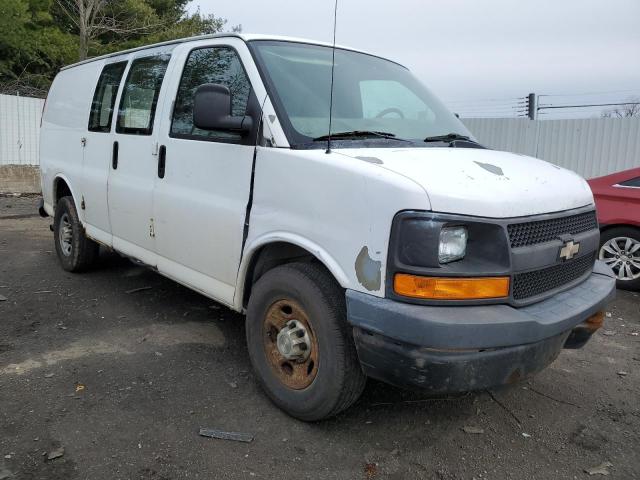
512 254 595 301
508 211 598 248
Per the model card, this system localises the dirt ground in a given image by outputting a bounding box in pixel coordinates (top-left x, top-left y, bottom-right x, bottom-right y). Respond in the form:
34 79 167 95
1 199 639 480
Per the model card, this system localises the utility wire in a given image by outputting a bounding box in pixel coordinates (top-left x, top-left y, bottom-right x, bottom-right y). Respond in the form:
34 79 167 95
539 89 640 98
443 96 522 104
538 102 640 110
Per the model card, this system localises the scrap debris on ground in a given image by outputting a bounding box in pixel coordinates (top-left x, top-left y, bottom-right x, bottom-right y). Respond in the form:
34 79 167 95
198 428 254 443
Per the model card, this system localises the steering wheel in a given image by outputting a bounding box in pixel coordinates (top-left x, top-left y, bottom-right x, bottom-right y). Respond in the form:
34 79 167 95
375 107 405 119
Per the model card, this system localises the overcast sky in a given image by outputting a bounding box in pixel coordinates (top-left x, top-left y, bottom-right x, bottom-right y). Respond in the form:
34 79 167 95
190 0 640 117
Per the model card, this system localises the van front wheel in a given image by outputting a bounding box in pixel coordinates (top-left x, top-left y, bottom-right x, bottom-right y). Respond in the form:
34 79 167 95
246 262 366 421
53 196 99 272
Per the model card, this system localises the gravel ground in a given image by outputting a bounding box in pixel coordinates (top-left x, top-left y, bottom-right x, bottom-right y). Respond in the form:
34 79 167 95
0 201 638 480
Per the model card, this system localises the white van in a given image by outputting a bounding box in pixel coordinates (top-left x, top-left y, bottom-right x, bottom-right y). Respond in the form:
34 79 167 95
39 33 616 421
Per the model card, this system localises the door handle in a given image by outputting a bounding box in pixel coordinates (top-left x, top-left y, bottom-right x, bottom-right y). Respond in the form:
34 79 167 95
112 141 119 170
158 145 166 179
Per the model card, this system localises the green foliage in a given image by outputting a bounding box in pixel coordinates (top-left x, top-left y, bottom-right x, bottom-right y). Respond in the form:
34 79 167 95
0 0 229 96
0 0 77 96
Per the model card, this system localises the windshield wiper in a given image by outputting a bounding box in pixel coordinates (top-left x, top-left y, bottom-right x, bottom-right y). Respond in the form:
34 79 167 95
313 130 400 141
424 133 477 144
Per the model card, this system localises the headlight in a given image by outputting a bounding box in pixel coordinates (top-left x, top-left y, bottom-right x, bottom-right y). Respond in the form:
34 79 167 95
390 211 509 273
438 226 467 263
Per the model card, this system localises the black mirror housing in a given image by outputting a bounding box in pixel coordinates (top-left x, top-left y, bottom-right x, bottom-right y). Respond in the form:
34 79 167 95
193 83 253 133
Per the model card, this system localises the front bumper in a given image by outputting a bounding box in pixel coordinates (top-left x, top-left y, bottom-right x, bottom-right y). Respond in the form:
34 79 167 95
346 261 616 393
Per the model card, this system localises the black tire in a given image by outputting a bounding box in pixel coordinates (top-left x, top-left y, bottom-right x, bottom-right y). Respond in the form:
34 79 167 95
598 226 640 291
53 196 99 272
246 262 366 421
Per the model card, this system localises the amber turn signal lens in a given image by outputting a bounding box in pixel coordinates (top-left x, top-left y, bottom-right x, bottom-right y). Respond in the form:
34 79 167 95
394 274 510 300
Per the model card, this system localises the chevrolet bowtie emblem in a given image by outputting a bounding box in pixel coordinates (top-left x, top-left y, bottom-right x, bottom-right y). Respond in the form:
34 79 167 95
559 240 580 261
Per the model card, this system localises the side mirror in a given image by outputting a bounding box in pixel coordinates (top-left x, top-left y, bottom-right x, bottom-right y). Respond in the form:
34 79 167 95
193 83 253 133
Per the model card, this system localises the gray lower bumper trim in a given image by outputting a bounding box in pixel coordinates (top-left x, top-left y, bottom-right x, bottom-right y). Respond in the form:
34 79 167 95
346 261 616 350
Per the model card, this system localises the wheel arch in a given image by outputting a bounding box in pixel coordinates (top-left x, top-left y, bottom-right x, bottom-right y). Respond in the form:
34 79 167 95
235 234 350 311
600 223 640 236
53 174 79 209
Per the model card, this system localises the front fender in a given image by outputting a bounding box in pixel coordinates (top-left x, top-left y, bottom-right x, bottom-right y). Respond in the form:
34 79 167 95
234 231 351 311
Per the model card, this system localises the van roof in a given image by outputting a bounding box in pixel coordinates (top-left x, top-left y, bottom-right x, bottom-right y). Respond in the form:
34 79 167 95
60 33 386 71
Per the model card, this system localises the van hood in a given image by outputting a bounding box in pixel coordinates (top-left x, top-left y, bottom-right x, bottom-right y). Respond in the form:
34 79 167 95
336 147 594 218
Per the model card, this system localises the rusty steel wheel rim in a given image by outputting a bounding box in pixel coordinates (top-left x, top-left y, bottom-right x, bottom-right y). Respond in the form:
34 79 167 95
263 299 319 390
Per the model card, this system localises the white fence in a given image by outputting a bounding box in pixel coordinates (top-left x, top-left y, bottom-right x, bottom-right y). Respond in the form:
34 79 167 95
0 93 639 178
0 94 44 166
463 117 640 178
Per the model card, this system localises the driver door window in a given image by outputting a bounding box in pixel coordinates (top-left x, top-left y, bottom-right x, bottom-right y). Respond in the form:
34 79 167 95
171 46 251 142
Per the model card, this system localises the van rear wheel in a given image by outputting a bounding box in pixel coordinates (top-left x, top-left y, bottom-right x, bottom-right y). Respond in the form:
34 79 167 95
246 262 366 421
53 196 99 272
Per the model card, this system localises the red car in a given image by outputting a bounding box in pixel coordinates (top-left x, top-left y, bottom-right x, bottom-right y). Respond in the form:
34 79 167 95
588 167 640 290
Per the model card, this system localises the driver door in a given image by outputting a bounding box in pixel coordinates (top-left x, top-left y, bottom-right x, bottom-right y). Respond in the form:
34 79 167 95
152 40 258 305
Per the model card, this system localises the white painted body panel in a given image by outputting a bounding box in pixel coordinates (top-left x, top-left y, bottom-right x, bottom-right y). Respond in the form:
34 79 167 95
40 33 596 314
151 38 270 306
336 148 594 218
82 59 116 243
238 147 429 304
106 45 177 267
40 62 98 218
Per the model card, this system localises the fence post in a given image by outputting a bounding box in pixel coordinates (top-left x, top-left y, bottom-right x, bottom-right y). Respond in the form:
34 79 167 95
527 93 537 120
16 91 23 164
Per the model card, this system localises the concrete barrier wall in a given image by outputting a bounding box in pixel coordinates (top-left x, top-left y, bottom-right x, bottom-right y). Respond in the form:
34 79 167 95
0 165 41 194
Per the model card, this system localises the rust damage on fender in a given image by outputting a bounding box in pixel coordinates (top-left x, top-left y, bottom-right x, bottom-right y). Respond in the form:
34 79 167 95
355 246 382 291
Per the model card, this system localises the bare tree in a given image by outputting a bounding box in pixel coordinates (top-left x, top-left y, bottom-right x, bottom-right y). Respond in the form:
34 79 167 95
0 60 50 98
55 0 161 60
602 97 640 118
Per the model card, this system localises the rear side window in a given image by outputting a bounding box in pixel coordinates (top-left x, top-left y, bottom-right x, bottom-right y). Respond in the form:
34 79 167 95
171 47 251 142
618 177 640 188
88 62 127 132
116 54 171 135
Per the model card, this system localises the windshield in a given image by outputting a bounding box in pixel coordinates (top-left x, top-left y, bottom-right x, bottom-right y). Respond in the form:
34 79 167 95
250 40 472 148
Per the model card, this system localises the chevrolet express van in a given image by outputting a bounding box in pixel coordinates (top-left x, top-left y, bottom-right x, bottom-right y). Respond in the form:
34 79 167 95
39 33 616 421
